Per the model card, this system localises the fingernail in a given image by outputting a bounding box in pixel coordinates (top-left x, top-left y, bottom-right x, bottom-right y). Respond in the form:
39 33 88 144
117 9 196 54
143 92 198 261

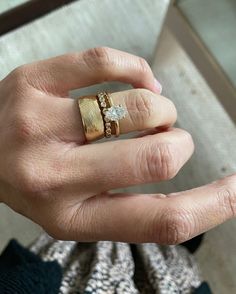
154 78 162 94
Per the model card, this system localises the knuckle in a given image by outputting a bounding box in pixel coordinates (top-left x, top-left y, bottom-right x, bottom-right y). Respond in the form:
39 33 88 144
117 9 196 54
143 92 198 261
157 143 178 180
137 142 178 182
216 177 236 218
11 112 38 143
128 89 154 126
14 160 42 194
90 46 111 60
82 47 114 70
13 157 58 194
9 65 30 88
156 208 193 245
14 160 57 197
5 67 34 106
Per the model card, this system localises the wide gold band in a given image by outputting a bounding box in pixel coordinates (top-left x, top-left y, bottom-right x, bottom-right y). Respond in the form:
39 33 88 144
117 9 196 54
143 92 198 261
77 96 104 142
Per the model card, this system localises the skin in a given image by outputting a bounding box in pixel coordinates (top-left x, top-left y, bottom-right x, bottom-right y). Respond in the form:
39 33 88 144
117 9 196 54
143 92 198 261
0 47 235 244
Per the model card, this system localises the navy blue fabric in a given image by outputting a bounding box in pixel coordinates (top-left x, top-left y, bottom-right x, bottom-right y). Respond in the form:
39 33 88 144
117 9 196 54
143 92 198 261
0 239 62 294
193 282 212 294
181 234 205 254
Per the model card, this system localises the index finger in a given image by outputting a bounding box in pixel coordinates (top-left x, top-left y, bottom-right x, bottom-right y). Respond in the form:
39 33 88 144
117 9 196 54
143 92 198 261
23 47 161 96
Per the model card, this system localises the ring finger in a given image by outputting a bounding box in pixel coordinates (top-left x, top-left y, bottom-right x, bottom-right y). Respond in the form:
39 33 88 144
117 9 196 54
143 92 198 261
48 88 177 143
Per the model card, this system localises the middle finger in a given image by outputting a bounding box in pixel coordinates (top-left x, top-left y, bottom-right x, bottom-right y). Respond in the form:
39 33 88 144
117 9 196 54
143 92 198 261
64 128 194 194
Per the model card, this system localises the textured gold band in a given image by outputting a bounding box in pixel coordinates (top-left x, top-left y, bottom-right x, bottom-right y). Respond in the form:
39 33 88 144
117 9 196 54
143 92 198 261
77 96 104 142
78 92 126 142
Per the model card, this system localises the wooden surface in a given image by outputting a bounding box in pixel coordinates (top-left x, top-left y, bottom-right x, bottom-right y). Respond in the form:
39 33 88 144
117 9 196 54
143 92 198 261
0 0 170 250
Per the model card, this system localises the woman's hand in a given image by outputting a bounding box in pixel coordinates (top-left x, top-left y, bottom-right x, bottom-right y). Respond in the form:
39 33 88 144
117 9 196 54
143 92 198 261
0 47 235 244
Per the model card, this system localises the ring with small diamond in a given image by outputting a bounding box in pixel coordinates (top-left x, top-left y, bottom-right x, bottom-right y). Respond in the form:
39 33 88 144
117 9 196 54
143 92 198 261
97 92 127 138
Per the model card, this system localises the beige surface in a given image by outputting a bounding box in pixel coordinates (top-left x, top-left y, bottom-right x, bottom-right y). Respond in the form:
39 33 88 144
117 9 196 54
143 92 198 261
154 28 236 294
0 0 29 14
166 3 236 124
178 0 236 88
0 0 170 78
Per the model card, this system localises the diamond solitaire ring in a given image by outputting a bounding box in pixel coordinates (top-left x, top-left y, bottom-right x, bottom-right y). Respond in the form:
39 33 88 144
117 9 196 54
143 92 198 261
97 92 127 138
104 105 127 122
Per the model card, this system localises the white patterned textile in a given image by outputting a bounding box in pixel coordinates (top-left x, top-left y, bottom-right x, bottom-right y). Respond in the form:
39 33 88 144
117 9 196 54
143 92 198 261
30 234 202 294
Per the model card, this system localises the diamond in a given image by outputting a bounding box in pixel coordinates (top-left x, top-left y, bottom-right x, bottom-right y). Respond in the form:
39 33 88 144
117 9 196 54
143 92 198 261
106 128 112 136
98 92 105 98
104 105 127 121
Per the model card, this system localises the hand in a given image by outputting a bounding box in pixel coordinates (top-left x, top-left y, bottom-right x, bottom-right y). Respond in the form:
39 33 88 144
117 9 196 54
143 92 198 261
0 47 235 244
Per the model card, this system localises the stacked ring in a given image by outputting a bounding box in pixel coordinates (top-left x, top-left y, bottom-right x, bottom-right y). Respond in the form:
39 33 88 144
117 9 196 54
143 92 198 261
97 92 112 138
77 91 127 142
77 95 104 142
104 93 120 137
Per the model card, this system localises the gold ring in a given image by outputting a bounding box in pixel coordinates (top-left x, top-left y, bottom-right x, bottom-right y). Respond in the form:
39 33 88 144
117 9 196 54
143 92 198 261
97 92 127 138
105 94 120 137
77 95 104 142
77 92 127 142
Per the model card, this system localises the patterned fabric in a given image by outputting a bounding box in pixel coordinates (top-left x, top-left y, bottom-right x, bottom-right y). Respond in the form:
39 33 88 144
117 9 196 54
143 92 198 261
30 234 203 294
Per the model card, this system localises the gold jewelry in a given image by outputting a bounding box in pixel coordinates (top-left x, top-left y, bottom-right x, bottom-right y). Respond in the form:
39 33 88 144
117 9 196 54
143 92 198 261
97 92 127 138
105 94 120 137
77 96 104 142
77 92 127 142
97 92 112 138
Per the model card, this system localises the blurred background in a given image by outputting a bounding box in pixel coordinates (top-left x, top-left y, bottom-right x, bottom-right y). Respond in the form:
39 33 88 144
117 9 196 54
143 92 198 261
0 1 235 293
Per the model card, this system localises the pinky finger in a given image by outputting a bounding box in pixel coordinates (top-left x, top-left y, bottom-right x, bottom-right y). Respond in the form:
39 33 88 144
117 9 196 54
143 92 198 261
60 174 236 243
